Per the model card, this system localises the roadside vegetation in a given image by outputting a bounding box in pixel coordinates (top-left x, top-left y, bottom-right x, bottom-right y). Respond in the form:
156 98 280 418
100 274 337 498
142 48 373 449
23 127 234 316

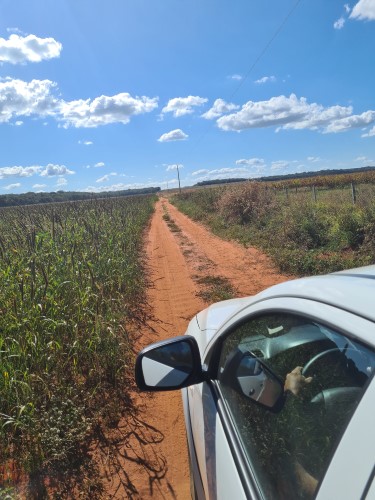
171 178 375 275
0 195 155 493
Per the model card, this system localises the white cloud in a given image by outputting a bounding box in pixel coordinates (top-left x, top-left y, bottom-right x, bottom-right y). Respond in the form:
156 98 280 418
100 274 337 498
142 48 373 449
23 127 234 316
0 163 73 180
216 93 375 134
350 0 375 20
202 98 240 119
0 78 159 127
344 4 351 13
0 78 59 123
271 160 290 170
4 183 21 190
32 183 47 189
325 110 375 132
40 164 74 177
307 156 322 162
14 120 23 126
0 166 41 179
84 180 161 193
166 164 183 171
7 28 25 35
229 74 243 80
60 93 158 128
158 129 188 142
192 169 209 176
334 16 346 29
236 158 265 167
0 34 62 64
162 96 208 117
56 177 67 187
362 125 375 137
96 175 110 183
78 140 93 145
96 172 117 182
94 162 105 168
254 75 276 84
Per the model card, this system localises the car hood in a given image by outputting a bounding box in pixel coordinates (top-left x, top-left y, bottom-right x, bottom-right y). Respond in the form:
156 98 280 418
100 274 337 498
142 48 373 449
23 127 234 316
190 297 251 354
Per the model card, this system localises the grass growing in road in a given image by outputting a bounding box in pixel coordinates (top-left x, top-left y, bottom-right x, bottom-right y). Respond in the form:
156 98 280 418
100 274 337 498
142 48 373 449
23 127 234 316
195 275 236 303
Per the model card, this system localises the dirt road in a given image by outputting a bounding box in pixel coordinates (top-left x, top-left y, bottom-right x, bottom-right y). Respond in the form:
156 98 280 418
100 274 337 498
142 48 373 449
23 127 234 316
100 197 288 498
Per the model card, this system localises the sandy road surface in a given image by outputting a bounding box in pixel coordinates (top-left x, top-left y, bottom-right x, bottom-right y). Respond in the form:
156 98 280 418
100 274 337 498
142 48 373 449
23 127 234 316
100 198 288 498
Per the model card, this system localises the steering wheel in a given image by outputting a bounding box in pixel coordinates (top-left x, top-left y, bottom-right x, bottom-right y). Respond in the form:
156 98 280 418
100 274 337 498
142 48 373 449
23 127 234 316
302 348 344 376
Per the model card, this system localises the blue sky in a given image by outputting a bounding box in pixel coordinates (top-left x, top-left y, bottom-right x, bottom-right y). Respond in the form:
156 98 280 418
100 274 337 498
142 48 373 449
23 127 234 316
0 0 375 194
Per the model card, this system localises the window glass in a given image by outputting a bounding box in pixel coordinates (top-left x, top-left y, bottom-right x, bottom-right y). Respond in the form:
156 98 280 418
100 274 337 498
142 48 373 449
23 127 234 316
217 313 375 499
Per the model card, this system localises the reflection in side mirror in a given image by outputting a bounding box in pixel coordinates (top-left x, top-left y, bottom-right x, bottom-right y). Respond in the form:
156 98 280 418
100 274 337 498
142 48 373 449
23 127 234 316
135 335 203 392
235 355 284 411
221 349 284 412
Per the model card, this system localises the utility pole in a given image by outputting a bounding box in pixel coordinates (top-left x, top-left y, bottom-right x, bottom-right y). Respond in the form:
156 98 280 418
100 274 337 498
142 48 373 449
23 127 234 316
176 164 181 194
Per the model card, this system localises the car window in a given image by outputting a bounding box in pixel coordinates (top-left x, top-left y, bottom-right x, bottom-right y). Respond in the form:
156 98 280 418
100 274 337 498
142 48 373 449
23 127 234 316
217 312 375 499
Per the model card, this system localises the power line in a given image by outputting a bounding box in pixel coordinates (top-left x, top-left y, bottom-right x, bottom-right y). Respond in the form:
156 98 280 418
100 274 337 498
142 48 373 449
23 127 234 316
229 0 303 100
181 0 304 166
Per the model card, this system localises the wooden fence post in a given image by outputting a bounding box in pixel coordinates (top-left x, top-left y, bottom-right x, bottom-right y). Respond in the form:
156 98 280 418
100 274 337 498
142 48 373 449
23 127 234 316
312 185 317 202
351 181 357 205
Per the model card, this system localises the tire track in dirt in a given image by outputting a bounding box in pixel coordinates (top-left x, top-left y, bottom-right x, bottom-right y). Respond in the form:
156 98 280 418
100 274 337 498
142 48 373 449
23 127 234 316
101 197 288 498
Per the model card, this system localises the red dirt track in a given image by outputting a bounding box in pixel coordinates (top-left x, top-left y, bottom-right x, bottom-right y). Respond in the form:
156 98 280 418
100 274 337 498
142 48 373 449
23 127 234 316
102 197 288 498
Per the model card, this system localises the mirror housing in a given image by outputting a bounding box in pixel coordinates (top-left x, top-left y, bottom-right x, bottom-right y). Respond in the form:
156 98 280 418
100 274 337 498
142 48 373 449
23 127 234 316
221 349 284 412
135 335 203 391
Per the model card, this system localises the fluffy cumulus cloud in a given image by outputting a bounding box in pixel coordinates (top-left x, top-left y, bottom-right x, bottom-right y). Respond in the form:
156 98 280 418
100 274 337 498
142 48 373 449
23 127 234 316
158 129 188 142
0 164 74 180
0 34 62 64
0 78 59 123
216 94 375 134
78 140 93 146
162 96 207 117
40 164 74 177
350 0 375 20
94 162 105 168
60 93 158 128
202 99 240 120
0 77 159 127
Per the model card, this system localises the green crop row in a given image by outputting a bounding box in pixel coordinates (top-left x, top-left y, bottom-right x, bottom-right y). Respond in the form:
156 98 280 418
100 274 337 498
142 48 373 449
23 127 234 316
171 183 375 276
0 195 155 481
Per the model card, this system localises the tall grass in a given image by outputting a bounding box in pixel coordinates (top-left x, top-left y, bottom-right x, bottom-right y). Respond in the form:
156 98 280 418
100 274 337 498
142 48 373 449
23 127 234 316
171 183 375 275
0 195 155 478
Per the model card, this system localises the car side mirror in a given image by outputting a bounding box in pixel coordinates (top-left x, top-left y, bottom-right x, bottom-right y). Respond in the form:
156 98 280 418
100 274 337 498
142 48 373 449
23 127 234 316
221 349 284 412
135 335 203 391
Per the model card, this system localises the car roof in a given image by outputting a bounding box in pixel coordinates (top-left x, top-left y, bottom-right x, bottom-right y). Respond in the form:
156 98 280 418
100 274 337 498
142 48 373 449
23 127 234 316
255 264 375 323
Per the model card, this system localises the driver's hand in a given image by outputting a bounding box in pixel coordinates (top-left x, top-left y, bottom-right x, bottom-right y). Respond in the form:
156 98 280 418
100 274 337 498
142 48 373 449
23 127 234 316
284 366 313 397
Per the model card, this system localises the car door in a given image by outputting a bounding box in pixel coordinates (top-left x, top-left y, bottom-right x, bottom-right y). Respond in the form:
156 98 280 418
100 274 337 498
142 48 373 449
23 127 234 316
188 297 375 499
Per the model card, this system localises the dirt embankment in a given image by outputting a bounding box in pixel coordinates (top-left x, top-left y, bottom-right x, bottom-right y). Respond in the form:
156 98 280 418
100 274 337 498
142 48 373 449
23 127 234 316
100 197 288 498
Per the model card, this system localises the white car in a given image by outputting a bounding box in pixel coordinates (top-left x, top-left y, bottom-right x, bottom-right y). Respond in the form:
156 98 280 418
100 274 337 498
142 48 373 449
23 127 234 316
135 266 375 500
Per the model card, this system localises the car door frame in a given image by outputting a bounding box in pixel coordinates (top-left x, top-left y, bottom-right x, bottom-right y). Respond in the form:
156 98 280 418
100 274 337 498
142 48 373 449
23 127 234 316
189 296 375 499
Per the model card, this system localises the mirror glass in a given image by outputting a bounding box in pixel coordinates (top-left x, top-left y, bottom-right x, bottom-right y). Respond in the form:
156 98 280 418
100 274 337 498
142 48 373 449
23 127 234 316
141 340 194 388
236 355 283 409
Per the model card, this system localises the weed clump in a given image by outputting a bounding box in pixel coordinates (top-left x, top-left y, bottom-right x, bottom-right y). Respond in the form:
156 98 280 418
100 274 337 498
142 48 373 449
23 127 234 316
216 182 274 225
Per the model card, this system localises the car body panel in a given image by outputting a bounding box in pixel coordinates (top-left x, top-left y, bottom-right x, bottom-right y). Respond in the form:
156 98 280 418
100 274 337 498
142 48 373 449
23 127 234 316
316 376 375 499
184 296 375 499
136 267 375 499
